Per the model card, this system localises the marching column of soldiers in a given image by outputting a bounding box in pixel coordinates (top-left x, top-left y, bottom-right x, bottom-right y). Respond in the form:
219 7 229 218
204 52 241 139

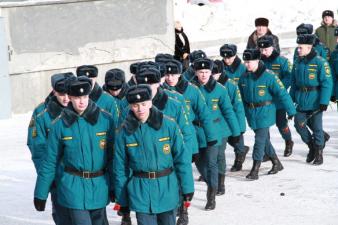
27 11 338 225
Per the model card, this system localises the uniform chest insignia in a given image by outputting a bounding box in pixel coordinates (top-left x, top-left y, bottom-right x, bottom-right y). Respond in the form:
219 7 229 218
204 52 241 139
32 128 37 138
126 143 138 147
96 132 107 136
99 139 106 150
163 143 171 154
62 136 73 141
309 73 316 80
29 117 35 128
159 137 170 142
258 89 265 96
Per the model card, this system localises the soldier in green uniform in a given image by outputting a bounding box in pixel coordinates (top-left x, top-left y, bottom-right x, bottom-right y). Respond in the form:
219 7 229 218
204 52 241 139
34 76 115 225
182 50 207 82
191 58 241 210
212 60 249 176
239 49 296 180
257 35 295 157
29 72 75 224
291 34 333 165
114 84 194 225
76 65 120 125
219 44 247 84
329 27 338 106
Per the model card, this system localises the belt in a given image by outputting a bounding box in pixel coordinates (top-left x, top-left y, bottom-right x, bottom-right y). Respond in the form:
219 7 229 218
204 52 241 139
133 168 173 179
65 166 105 179
297 86 320 92
192 120 202 127
245 100 272 109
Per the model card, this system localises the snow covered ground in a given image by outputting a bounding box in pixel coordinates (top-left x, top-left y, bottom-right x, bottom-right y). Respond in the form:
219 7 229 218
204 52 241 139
0 104 337 225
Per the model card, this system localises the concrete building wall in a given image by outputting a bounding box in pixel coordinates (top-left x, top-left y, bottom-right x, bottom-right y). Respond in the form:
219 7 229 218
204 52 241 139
0 0 175 114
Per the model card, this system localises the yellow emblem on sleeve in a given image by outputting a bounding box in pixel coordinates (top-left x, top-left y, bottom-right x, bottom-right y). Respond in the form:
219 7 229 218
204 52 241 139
163 144 170 154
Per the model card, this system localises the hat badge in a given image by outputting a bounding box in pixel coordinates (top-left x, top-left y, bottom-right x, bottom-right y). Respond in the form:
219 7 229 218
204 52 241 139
86 72 89 76
168 67 171 72
201 54 204 57
136 94 141 99
80 88 84 93
145 77 148 82
202 63 205 67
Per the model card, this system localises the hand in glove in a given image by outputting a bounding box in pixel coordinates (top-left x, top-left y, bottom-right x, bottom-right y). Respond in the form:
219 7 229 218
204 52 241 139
330 96 336 103
192 153 199 163
183 192 194 208
34 198 46 211
319 104 328 112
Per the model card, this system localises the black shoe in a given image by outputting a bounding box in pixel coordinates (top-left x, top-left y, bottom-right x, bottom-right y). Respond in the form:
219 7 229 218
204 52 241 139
176 205 189 225
268 155 284 174
246 160 261 180
262 154 270 162
121 214 132 225
313 145 323 165
205 187 217 210
216 174 225 196
306 141 315 163
323 131 330 148
284 140 294 157
231 146 249 172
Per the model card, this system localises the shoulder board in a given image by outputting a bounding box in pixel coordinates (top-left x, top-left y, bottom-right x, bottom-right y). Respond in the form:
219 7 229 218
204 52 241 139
36 108 48 118
168 96 180 104
100 108 112 117
51 114 62 125
228 78 237 85
163 115 176 122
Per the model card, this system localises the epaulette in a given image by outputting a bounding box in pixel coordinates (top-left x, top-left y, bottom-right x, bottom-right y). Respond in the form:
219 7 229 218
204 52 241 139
228 78 237 86
189 83 199 89
36 108 48 118
51 114 62 125
163 114 176 122
168 96 180 104
100 108 112 117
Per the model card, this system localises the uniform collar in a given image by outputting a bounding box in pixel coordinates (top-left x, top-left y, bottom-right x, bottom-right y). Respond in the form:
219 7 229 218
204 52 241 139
89 82 103 102
218 72 229 85
250 61 266 80
300 48 317 63
47 96 65 119
152 88 168 110
124 107 163 134
175 76 189 94
204 76 217 92
62 100 100 127
226 56 241 73
261 49 279 62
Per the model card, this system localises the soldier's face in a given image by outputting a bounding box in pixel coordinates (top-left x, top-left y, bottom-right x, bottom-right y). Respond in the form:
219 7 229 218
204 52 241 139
212 73 221 81
223 55 236 66
196 69 212 85
165 74 180 86
130 100 152 122
70 95 89 115
244 60 259 72
108 88 121 97
260 47 273 57
297 44 312 57
256 26 268 36
323 16 333 25
54 91 70 107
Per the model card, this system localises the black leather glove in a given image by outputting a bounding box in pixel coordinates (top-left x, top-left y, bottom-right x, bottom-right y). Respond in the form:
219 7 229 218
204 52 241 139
117 207 130 216
319 104 328 112
207 140 217 147
287 115 294 120
109 190 115 203
183 192 194 202
192 153 199 163
330 96 336 103
231 135 240 144
34 198 46 211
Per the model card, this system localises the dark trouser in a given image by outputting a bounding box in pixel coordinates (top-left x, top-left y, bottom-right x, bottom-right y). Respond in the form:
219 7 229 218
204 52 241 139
276 109 292 141
136 210 176 225
294 111 324 147
217 137 228 175
252 128 276 161
66 207 108 225
51 189 72 225
228 134 246 154
195 144 219 188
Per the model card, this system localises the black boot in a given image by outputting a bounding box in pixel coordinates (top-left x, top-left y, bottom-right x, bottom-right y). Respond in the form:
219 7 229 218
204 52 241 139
246 160 261 180
176 205 189 225
306 141 315 163
313 145 323 165
323 131 330 148
205 187 216 210
231 146 249 172
121 214 132 225
268 155 284 174
284 140 294 157
216 174 225 196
